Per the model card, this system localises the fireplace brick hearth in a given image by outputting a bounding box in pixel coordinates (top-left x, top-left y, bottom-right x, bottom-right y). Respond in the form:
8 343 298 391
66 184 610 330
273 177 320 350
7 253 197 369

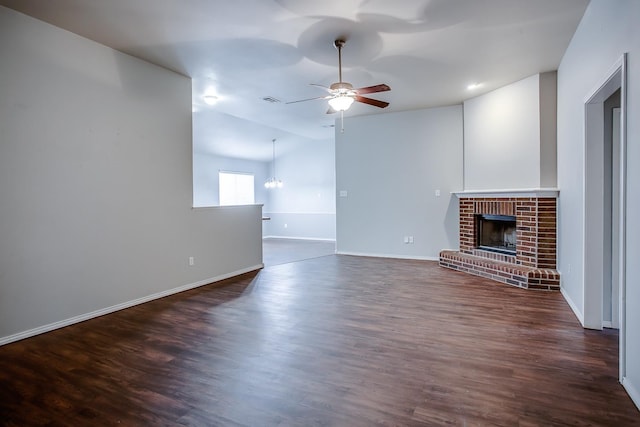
439 192 560 290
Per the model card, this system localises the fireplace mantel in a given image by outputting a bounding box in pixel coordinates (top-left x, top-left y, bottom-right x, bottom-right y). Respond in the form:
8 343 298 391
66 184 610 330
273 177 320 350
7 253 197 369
452 188 559 198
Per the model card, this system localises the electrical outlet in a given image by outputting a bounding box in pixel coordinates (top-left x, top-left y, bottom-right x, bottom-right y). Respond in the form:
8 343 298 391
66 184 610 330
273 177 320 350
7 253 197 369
404 236 409 244
189 257 194 266
409 236 414 244
435 189 441 197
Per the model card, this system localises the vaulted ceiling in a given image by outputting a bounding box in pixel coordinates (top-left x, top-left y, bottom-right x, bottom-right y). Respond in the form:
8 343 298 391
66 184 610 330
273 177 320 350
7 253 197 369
0 0 589 161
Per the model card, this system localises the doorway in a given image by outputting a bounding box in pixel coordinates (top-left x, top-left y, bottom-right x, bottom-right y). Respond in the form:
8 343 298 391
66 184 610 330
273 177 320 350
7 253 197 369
583 54 627 380
603 103 622 330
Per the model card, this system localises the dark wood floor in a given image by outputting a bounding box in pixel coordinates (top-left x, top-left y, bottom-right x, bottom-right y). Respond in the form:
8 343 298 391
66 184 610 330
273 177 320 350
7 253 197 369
1 255 638 426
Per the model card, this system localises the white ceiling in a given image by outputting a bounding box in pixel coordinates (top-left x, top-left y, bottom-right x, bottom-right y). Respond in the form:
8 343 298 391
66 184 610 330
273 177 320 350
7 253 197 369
0 0 589 161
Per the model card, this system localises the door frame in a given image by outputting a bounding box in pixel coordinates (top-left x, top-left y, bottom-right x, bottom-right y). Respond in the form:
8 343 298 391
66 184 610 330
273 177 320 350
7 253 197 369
582 53 627 380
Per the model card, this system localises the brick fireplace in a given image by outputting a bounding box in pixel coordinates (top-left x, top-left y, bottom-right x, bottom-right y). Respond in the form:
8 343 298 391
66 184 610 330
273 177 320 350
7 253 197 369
439 190 560 290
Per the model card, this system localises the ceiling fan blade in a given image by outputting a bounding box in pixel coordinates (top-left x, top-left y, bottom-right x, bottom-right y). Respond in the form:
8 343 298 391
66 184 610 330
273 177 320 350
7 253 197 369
285 95 329 104
310 83 333 93
355 96 389 108
355 84 390 94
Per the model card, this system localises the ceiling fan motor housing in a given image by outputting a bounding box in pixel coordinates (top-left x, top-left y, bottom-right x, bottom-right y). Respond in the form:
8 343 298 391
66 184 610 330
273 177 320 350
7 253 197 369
330 81 355 94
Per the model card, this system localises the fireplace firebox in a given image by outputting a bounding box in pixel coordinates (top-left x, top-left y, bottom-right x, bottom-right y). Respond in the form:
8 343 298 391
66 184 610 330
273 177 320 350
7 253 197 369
476 214 516 255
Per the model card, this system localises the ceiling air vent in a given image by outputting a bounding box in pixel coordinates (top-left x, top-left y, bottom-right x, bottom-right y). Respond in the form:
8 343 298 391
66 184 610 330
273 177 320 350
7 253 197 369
262 96 281 103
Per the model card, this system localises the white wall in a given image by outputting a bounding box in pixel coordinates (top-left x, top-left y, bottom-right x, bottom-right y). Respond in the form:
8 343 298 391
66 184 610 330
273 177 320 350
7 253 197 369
464 72 557 190
263 138 336 240
193 152 269 208
557 0 640 408
336 106 462 259
0 7 263 343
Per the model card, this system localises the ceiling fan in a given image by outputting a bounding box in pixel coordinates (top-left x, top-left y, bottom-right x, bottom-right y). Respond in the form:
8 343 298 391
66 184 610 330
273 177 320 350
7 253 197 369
287 39 391 115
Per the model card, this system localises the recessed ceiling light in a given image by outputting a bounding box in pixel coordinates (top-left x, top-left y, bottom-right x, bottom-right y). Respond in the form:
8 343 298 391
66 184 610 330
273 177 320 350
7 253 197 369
467 83 482 90
203 94 218 105
203 87 219 105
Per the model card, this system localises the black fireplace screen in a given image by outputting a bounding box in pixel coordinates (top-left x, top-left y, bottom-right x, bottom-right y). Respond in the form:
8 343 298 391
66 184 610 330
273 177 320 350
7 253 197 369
476 214 517 255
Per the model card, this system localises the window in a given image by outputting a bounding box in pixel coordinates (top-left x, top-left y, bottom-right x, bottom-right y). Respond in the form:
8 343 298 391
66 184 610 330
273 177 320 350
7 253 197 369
218 171 254 206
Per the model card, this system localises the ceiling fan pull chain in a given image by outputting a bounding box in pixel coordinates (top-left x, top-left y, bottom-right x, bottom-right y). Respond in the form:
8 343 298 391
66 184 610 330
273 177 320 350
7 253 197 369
340 110 345 133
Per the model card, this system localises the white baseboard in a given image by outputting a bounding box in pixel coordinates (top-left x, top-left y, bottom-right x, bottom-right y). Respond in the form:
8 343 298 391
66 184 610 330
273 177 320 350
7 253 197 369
336 251 439 261
263 236 336 242
0 264 264 347
560 285 585 326
622 376 640 411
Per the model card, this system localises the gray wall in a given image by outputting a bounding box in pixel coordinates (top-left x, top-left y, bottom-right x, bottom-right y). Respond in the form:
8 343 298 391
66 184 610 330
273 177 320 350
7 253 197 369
0 7 263 343
463 73 557 190
336 106 462 259
557 0 640 407
263 138 336 240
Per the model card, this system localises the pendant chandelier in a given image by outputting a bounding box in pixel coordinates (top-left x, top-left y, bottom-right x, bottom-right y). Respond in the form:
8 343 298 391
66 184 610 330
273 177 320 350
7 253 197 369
264 138 283 189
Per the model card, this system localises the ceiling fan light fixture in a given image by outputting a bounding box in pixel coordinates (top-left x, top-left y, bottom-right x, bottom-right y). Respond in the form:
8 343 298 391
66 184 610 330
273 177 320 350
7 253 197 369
328 95 354 112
